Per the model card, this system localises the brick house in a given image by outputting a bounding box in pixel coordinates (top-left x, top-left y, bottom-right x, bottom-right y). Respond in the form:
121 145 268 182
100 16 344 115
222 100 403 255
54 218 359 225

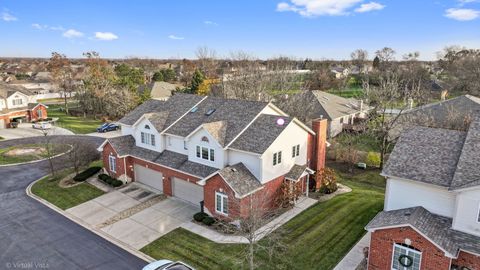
98 94 328 219
0 83 48 128
365 117 480 270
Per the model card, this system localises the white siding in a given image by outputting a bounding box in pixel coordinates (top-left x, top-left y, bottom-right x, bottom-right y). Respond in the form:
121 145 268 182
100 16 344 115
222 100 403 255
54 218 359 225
133 118 163 152
260 121 309 183
121 125 134 136
453 188 480 237
228 149 262 180
165 135 188 155
259 105 283 116
6 92 29 109
0 99 5 111
384 178 456 217
187 128 225 169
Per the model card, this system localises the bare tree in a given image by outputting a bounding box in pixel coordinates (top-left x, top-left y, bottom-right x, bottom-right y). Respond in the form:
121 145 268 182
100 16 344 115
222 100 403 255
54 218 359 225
438 47 480 96
68 139 100 175
351 49 369 69
40 127 56 176
47 52 76 114
195 46 218 78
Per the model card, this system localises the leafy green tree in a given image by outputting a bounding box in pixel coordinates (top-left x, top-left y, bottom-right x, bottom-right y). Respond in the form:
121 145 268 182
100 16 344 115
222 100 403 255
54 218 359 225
190 69 205 93
161 68 176 81
114 63 145 91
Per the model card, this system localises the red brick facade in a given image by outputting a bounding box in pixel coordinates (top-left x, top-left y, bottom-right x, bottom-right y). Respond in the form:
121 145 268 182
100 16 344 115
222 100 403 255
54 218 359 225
368 227 452 270
0 104 48 128
452 251 480 270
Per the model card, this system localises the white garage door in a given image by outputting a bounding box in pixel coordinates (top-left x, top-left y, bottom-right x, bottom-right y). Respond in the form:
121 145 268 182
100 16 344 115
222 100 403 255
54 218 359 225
172 177 204 206
0 119 4 129
134 164 163 192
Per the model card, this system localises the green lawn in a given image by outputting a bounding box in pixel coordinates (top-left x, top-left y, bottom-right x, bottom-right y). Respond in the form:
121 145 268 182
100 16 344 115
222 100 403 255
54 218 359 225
31 167 105 210
0 144 70 165
141 167 385 270
47 104 103 134
334 133 381 153
327 87 364 98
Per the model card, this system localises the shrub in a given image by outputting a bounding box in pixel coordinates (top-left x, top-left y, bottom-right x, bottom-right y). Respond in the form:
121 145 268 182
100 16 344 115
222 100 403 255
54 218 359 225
365 152 381 168
202 216 216 226
193 212 208 222
105 177 113 185
317 167 338 194
98 174 109 181
73 166 102 182
111 179 123 187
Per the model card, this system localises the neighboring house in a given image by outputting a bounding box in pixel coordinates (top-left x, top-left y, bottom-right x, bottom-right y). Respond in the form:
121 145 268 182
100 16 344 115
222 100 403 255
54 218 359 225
331 67 349 79
392 95 480 138
138 81 177 100
0 83 48 128
277 90 368 138
98 94 328 219
365 118 480 270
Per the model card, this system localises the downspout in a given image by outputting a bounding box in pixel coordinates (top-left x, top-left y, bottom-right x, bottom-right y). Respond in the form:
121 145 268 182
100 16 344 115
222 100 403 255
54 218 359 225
123 157 127 181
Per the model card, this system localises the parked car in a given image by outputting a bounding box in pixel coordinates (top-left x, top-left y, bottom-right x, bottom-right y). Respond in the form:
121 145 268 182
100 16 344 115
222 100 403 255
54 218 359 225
32 122 52 130
97 123 120 133
142 260 195 270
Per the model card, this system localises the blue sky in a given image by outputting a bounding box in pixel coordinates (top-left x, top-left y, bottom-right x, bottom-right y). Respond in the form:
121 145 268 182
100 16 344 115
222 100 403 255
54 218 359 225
1 0 479 60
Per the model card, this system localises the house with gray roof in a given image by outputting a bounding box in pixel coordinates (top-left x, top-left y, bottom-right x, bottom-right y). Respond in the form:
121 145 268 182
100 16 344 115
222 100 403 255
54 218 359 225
365 116 480 270
99 93 329 219
277 90 369 138
0 83 48 128
138 81 177 101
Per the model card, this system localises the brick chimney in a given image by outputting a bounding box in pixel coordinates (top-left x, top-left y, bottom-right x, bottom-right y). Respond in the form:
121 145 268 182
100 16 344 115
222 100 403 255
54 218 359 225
311 117 328 190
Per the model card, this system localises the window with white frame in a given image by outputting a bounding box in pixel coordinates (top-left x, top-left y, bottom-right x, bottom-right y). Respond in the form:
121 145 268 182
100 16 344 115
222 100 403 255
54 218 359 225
108 155 116 172
215 192 228 215
12 98 23 105
196 145 215 161
391 244 421 270
273 151 282 166
141 132 156 146
292 144 300 158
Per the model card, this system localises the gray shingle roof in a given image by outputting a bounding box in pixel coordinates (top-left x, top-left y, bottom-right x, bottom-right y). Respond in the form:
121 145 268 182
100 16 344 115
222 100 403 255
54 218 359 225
229 114 292 154
150 81 176 99
105 135 218 178
164 96 268 147
366 207 480 257
0 82 33 98
118 94 204 127
383 126 467 187
217 163 263 197
451 116 480 190
202 121 228 147
145 111 169 132
285 164 308 180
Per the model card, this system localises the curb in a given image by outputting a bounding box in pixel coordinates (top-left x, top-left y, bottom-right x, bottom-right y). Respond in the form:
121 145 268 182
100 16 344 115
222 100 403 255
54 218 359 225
0 145 73 167
26 177 155 263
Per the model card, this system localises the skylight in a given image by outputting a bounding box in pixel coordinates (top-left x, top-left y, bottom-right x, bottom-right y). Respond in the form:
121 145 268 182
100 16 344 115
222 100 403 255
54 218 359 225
205 109 216 116
190 106 198 113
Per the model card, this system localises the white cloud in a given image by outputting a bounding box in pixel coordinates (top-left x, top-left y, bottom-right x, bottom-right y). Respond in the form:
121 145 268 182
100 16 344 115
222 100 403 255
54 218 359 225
445 8 480 21
276 0 365 16
32 23 44 30
204 20 218 26
94 32 119 41
50 26 64 31
2 11 17 21
63 29 84 38
355 2 385 13
168 34 184 40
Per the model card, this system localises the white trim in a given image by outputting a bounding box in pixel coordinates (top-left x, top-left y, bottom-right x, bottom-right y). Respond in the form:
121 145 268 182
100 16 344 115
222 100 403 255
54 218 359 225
108 155 117 173
265 102 289 117
215 191 229 216
184 125 223 148
228 147 262 156
197 172 264 199
381 174 452 191
391 243 422 270
195 145 216 163
162 133 184 139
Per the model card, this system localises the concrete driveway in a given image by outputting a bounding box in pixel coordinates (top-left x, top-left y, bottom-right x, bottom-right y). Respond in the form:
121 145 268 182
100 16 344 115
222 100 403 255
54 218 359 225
87 129 122 139
67 184 198 249
0 136 146 270
0 123 73 140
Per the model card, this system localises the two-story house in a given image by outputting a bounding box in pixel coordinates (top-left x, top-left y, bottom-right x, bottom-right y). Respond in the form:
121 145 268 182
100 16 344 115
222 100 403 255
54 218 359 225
98 94 328 219
365 117 480 270
0 83 48 128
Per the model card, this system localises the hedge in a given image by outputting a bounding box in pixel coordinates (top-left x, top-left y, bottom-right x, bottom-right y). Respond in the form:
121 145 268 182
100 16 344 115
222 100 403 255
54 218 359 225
98 174 123 187
202 216 216 226
73 166 102 182
193 212 208 222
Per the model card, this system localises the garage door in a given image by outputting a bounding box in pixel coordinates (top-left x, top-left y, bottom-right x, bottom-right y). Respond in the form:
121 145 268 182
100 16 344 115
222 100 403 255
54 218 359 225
172 177 204 206
0 119 4 129
134 164 163 192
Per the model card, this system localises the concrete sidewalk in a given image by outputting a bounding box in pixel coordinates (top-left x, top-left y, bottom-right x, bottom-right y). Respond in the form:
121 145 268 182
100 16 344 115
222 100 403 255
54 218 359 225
181 197 317 244
333 232 370 270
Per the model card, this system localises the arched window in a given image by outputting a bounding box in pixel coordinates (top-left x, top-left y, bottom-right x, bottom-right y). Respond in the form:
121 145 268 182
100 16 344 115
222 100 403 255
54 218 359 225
144 125 150 129
201 136 209 143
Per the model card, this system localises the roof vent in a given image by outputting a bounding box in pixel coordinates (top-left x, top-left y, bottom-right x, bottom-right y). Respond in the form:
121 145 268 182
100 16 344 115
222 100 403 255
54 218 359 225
190 106 198 113
231 168 237 172
404 212 411 217
205 109 216 116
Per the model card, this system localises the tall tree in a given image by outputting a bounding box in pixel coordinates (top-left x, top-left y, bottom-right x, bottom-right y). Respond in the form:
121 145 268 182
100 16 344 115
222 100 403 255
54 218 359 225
47 52 75 114
350 49 369 69
190 69 205 93
114 63 145 91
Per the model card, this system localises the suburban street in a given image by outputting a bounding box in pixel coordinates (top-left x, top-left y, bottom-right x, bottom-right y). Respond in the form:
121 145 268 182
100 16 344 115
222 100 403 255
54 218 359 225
0 136 147 270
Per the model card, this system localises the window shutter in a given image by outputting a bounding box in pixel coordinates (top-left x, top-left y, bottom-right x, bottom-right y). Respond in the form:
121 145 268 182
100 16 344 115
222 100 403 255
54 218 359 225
151 134 155 146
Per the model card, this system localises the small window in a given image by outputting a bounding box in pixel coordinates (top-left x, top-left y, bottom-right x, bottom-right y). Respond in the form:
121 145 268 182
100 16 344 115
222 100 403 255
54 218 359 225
477 203 480 223
108 155 116 173
292 144 300 157
144 125 150 129
141 132 145 144
216 192 228 215
151 134 156 146
196 146 201 157
273 151 282 166
292 146 296 158
392 244 421 270
296 145 300 156
340 117 344 124
37 109 43 118
201 136 209 143
202 147 209 160
210 149 215 161
184 141 188 150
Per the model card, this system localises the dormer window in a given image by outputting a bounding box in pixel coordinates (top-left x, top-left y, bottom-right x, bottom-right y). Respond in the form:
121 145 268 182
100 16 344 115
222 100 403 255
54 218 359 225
12 98 23 106
196 145 215 162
